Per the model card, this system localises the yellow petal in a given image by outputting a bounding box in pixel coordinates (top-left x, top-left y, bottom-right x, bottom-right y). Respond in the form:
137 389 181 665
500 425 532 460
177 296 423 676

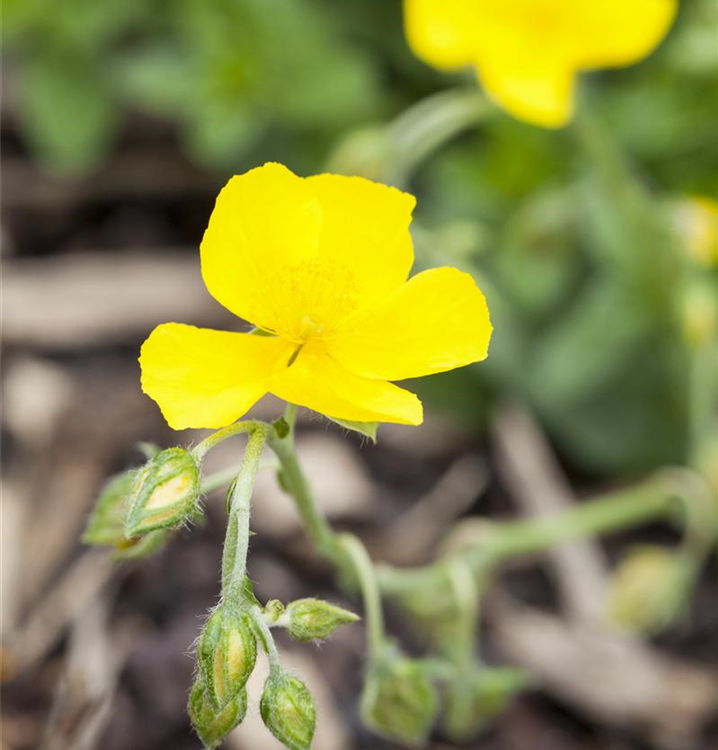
200 162 321 334
200 164 416 343
329 268 491 381
569 0 677 69
404 0 479 70
140 324 295 430
477 54 576 128
304 174 416 317
269 340 423 426
403 0 676 129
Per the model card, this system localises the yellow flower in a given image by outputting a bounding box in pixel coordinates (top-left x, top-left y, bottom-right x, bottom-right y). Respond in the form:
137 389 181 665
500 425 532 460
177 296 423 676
403 0 677 127
672 195 718 268
140 163 492 429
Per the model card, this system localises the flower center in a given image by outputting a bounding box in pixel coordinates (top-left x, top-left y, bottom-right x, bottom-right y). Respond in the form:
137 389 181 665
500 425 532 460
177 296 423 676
262 256 361 343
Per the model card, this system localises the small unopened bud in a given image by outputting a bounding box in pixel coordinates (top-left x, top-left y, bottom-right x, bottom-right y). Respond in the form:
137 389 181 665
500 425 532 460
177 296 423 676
125 448 200 537
443 667 528 740
198 607 257 710
607 545 690 634
113 529 170 560
83 471 135 547
263 599 285 624
281 598 359 642
260 669 316 750
188 679 247 750
361 659 439 746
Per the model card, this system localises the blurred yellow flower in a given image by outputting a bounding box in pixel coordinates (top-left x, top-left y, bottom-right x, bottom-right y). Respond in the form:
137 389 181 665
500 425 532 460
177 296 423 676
140 163 492 429
672 195 718 267
403 0 677 127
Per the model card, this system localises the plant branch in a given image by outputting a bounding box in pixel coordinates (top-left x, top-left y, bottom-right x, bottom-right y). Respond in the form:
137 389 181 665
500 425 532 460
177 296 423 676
339 534 387 661
220 423 269 605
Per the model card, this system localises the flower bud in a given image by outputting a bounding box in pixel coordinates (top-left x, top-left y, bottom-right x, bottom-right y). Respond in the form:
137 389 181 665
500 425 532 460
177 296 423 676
198 607 257 710
260 669 316 750
125 448 200 537
83 471 135 547
443 667 528 740
607 545 690 634
360 658 439 747
263 599 286 624
283 598 359 642
188 679 247 750
113 529 170 561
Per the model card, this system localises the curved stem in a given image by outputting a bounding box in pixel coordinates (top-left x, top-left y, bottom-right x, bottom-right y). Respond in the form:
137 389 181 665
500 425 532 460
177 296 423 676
386 87 492 186
268 410 339 559
376 473 683 599
339 534 387 661
250 604 282 672
193 420 266 461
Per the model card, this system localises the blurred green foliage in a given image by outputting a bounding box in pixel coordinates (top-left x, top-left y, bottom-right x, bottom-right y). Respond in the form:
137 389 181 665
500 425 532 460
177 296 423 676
4 0 717 478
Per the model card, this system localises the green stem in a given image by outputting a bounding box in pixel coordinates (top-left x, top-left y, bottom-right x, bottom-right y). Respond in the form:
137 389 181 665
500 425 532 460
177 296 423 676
445 560 479 667
200 466 242 495
339 534 387 661
268 409 339 559
386 87 492 186
250 604 282 672
377 473 680 597
193 420 265 461
269 404 388 659
220 424 269 604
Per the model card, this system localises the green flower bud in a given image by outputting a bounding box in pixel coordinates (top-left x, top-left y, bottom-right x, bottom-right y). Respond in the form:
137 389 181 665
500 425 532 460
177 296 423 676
198 607 257 710
188 679 247 750
607 545 691 634
83 471 135 547
361 659 439 747
443 667 529 741
282 598 359 642
112 529 170 561
125 448 200 537
260 669 316 750
264 599 286 624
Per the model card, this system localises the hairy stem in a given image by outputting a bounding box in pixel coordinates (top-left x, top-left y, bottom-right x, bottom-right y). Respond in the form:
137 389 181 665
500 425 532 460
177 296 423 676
250 604 282 672
220 424 269 605
193 420 265 461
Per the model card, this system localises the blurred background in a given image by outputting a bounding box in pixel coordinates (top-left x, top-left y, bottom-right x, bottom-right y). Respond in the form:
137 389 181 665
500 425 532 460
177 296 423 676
2 1 717 749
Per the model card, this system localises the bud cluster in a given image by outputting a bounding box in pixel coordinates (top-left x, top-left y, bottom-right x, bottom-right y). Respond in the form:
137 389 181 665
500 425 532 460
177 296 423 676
83 447 202 560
